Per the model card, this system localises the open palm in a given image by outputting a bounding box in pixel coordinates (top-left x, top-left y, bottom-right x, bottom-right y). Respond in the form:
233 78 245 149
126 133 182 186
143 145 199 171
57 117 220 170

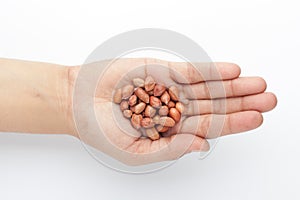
73 58 277 166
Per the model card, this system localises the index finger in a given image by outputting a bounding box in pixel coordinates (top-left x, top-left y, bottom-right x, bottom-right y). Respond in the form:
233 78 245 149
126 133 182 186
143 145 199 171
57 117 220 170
169 62 241 84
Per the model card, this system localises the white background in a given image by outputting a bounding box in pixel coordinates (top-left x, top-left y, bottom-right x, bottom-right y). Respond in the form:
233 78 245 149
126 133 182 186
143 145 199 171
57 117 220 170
0 0 299 199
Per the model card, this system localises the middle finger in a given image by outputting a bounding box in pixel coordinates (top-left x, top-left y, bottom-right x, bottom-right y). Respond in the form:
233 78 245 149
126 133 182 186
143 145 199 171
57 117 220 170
182 77 267 100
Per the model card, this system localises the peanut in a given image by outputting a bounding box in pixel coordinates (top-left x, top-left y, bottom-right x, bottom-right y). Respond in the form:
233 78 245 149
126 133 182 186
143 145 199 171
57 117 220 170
155 125 169 133
144 105 156 118
128 94 137 106
152 115 160 124
159 116 175 127
122 84 134 99
145 76 155 91
175 102 185 114
145 127 160 140
167 101 175 108
141 117 155 128
168 85 179 101
132 78 145 87
134 87 149 103
132 102 146 114
120 100 129 111
131 114 143 129
114 76 185 140
161 91 170 105
169 108 181 122
113 88 122 103
153 84 166 96
149 96 162 108
158 106 169 116
123 110 132 118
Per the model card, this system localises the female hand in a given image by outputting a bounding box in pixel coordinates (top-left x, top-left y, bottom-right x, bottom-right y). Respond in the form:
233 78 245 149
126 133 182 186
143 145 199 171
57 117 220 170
69 58 277 166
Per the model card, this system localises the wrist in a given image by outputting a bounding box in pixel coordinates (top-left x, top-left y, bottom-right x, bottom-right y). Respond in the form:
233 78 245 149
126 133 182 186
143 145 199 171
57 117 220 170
64 65 80 137
0 58 78 135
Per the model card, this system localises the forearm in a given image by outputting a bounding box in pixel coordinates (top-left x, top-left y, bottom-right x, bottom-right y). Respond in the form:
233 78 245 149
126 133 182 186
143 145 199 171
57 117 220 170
0 58 73 135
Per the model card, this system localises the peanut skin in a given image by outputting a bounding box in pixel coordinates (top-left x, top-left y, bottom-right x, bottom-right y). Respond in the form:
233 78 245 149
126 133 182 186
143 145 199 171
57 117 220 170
144 105 156 118
120 100 129 111
169 108 181 122
122 84 134 99
167 101 175 108
153 115 160 124
131 114 143 129
150 96 162 108
168 85 179 101
141 117 155 128
161 91 170 105
145 76 155 91
158 106 169 116
128 94 137 106
135 87 150 103
132 102 146 114
123 110 132 118
132 78 145 87
175 102 185 114
156 125 169 133
117 77 185 141
153 84 166 97
113 88 122 103
159 116 175 127
145 127 160 140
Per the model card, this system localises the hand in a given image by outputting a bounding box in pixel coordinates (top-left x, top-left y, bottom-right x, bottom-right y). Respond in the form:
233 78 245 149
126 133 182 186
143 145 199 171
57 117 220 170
69 58 277 166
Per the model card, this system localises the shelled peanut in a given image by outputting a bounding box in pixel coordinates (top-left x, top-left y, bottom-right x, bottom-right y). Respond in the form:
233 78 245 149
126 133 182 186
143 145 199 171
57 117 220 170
113 76 184 140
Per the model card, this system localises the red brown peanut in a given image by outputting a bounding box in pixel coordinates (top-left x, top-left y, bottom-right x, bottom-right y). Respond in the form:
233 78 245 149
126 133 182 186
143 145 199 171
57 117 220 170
156 125 169 133
113 76 184 140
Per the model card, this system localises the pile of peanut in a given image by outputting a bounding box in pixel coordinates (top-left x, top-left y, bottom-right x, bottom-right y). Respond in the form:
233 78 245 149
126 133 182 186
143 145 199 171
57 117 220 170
113 76 184 140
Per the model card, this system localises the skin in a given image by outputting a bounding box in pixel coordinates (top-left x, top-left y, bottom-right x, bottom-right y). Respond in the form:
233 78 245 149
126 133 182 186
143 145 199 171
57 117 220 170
0 58 277 166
